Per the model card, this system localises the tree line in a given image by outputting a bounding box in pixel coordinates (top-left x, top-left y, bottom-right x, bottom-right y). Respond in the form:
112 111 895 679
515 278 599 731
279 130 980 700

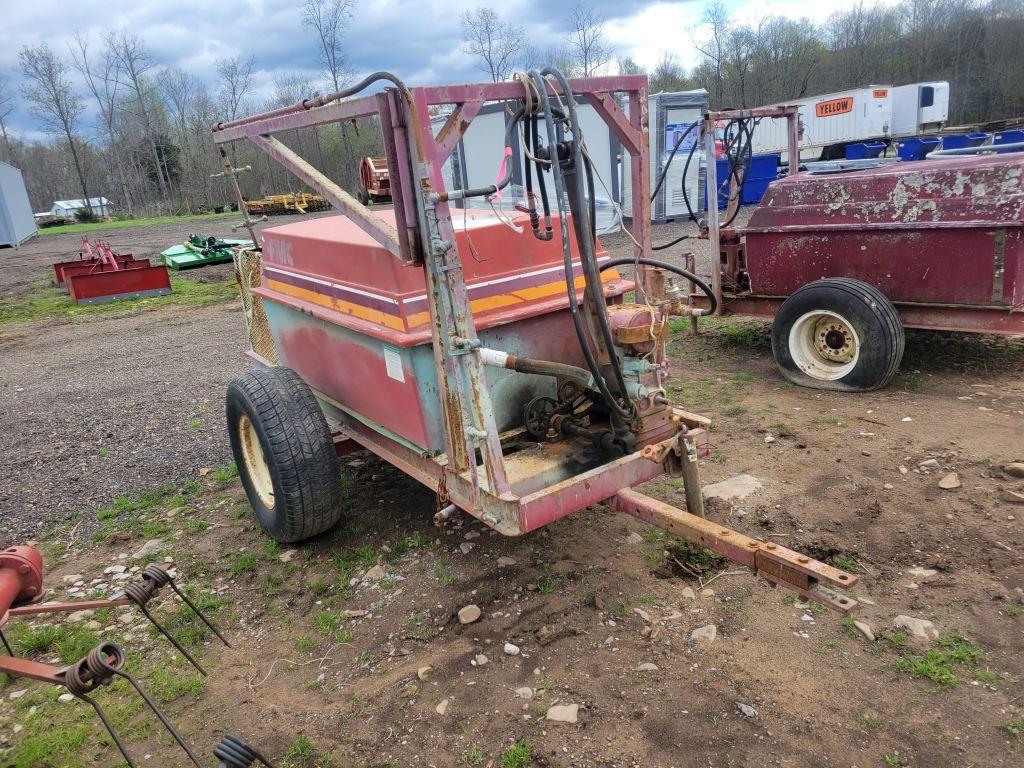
1 0 1022 217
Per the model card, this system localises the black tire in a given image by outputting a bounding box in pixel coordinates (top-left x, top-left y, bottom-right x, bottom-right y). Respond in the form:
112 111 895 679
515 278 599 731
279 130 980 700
226 366 344 542
357 188 370 205
771 278 904 392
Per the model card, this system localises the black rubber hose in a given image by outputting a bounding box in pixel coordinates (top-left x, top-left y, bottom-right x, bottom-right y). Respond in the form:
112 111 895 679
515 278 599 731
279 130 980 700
542 67 632 409
510 357 594 390
527 69 629 420
650 120 697 203
680 124 702 223
598 257 718 315
446 106 525 200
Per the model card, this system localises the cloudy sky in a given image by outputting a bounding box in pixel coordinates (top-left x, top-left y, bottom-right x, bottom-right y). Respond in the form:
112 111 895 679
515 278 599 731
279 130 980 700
1 0 864 141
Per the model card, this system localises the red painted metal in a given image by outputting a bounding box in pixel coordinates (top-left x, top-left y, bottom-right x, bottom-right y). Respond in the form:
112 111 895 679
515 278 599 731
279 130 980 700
711 153 1024 333
54 255 140 288
0 546 44 624
358 156 391 201
67 262 172 304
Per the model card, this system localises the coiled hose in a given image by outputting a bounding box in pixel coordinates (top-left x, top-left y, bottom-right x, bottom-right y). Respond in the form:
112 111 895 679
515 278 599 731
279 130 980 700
598 257 718 315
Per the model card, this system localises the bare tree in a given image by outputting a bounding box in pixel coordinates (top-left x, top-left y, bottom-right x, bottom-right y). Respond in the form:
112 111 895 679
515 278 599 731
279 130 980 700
617 57 646 76
0 72 14 163
301 0 356 91
461 8 526 82
18 43 93 214
650 52 687 93
216 54 256 120
107 31 170 199
566 4 613 77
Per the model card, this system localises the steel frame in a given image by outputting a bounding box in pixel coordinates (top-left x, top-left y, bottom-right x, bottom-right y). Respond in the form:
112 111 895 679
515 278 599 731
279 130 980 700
216 76 859 612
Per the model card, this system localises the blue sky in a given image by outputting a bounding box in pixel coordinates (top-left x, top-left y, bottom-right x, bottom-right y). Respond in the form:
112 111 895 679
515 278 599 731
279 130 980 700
0 0 864 141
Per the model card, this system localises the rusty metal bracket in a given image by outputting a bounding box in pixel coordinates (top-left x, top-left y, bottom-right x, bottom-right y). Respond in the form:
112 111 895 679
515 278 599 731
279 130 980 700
608 487 859 613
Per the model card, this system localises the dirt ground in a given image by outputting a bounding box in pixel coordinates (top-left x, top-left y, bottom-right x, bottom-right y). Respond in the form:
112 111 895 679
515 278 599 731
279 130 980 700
0 211 1022 768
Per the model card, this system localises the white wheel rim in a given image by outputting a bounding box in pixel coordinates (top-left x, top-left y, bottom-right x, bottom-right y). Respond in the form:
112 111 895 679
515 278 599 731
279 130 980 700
788 310 861 381
239 414 275 508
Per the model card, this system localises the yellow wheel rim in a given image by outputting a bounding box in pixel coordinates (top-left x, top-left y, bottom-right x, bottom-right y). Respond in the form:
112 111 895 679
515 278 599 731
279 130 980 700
239 414 275 508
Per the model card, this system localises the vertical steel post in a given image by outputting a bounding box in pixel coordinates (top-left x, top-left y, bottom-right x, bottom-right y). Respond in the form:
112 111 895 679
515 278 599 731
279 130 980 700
627 87 653 298
217 146 261 248
679 431 704 518
703 115 722 314
787 107 801 176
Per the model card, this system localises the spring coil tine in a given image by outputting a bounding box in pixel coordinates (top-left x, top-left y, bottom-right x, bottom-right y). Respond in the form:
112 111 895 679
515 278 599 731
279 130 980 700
143 565 231 648
214 733 277 767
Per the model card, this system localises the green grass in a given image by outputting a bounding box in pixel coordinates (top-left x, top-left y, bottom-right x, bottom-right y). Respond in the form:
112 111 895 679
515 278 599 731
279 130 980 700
211 462 240 486
721 405 748 416
1000 716 1023 752
905 372 925 392
894 634 983 687
500 740 533 768
6 623 101 663
228 553 257 577
462 745 488 766
38 211 240 236
0 275 238 325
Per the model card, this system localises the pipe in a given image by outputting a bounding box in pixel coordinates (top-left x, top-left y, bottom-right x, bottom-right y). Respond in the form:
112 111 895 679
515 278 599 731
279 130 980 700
926 141 1024 158
597 257 718 315
477 348 594 390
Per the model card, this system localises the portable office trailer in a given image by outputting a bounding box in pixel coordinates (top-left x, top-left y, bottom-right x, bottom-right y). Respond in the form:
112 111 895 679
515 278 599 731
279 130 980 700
751 82 949 159
435 98 622 234
621 90 708 223
0 161 37 247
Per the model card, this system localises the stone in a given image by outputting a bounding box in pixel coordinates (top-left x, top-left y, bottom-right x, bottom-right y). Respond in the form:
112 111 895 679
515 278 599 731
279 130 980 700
459 542 475 554
853 621 875 642
908 567 938 578
680 586 696 600
61 574 82 585
278 549 298 563
625 532 643 545
918 458 941 470
474 654 489 666
899 465 909 475
703 474 763 502
700 588 715 598
458 604 481 624
1001 488 1024 504
690 624 718 644
545 704 579 723
1004 462 1024 478
464 530 480 540
339 610 367 619
103 565 127 575
764 434 776 444
894 615 939 641
633 608 651 622
364 564 386 580
132 539 164 560
636 662 659 672
417 666 432 682
515 687 534 700
7 690 27 700
67 609 94 623
737 703 758 717
435 698 450 715
58 693 75 703
938 472 961 490
497 557 517 567
503 642 521 656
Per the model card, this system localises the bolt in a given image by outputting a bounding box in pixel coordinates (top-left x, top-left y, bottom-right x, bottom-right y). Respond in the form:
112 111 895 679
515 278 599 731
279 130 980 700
766 543 777 550
18 565 29 575
798 556 809 564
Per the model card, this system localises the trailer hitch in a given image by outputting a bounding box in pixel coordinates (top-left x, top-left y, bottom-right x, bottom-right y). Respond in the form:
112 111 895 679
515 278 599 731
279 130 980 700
608 488 859 613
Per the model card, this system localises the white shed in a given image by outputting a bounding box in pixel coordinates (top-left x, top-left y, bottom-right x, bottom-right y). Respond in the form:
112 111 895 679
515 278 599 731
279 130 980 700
50 197 114 218
0 161 37 247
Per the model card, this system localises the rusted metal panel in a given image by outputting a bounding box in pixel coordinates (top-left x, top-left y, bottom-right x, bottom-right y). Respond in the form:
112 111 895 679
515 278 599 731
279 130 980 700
743 154 1024 307
434 101 485 162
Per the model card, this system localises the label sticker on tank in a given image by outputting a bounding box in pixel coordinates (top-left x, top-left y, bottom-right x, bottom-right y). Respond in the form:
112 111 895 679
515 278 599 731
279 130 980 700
383 344 405 383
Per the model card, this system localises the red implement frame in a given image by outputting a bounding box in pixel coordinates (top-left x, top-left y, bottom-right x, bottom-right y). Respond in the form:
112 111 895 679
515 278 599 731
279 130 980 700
214 74 858 613
59 238 172 305
697 108 1024 336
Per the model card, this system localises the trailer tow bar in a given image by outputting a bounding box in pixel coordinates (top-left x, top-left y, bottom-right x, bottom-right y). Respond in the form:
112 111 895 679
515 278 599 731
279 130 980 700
608 489 859 613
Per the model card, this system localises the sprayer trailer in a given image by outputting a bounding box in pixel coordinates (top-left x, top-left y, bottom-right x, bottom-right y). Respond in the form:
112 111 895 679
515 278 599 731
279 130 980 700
211 71 859 615
752 82 949 160
694 109 1023 392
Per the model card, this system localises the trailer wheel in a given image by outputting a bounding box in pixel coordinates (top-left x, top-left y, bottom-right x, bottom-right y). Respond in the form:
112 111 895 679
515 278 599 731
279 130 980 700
226 366 345 543
771 278 904 392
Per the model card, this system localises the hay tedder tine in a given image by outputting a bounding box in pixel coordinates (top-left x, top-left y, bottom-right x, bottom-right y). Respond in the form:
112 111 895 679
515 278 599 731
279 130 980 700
214 734 279 767
609 488 859 613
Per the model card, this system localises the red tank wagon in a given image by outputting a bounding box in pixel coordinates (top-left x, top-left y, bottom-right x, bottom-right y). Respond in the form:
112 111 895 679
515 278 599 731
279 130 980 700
695 114 1023 391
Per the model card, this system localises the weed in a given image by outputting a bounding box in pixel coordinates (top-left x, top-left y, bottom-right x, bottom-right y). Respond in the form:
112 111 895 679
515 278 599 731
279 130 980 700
500 740 533 768
973 669 997 684
296 636 319 653
999 717 1023 752
905 372 925 391
811 415 843 426
462 745 488 766
884 753 908 767
188 419 203 429
211 462 239 485
857 713 886 730
895 634 983 687
265 571 284 596
145 664 205 703
287 734 316 759
263 539 280 561
435 555 457 586
228 553 256 577
97 447 109 458
612 598 630 619
379 577 397 591
314 612 340 635
772 423 794 437
722 405 748 416
834 555 857 572
534 573 564 594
